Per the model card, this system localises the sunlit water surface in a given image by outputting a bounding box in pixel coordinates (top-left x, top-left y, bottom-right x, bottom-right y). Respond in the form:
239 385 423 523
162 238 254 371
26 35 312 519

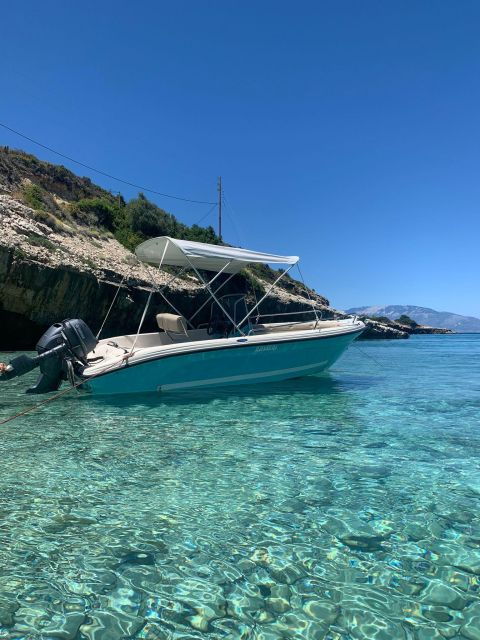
0 335 479 640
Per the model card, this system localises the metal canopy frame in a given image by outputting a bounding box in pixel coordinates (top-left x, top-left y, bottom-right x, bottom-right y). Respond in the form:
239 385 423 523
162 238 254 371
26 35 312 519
183 256 247 335
96 237 326 353
130 237 326 341
140 237 302 337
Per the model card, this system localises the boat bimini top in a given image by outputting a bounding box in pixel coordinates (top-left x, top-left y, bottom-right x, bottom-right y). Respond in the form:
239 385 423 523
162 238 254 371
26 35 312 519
134 236 304 338
135 236 299 273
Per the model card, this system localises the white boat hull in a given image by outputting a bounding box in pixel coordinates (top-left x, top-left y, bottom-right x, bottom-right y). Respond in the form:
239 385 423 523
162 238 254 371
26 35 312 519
84 325 363 395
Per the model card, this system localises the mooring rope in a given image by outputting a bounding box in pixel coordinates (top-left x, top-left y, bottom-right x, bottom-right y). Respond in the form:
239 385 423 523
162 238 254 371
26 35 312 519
96 275 126 339
0 380 88 426
352 342 387 370
0 353 134 426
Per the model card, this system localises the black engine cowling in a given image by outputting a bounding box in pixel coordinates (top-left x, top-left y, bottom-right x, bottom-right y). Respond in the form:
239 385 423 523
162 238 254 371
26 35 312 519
1 319 98 394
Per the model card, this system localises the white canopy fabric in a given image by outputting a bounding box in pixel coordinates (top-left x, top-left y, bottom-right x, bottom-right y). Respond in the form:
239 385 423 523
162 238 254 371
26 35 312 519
135 236 299 273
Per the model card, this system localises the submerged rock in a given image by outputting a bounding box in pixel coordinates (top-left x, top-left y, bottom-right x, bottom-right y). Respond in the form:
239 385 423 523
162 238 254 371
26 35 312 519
40 612 85 639
340 607 407 640
323 515 393 552
415 627 445 640
269 560 305 585
404 522 430 542
420 605 458 624
420 580 466 610
119 551 156 566
0 597 17 626
279 498 308 513
226 581 264 623
209 616 253 638
99 584 143 617
265 584 291 614
453 552 480 576
353 464 392 479
79 609 144 639
136 622 170 639
249 546 305 584
302 599 339 625
253 628 284 640
10 604 51 635
271 610 329 639
461 602 480 640
432 543 480 575
173 578 226 619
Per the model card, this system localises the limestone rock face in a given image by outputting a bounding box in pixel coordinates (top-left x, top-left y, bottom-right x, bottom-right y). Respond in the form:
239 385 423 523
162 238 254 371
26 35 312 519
0 149 412 346
348 312 455 338
0 194 329 348
348 304 479 332
359 318 409 340
354 316 453 340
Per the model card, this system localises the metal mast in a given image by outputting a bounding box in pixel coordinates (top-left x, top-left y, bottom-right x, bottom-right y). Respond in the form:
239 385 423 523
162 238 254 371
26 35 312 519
217 176 222 242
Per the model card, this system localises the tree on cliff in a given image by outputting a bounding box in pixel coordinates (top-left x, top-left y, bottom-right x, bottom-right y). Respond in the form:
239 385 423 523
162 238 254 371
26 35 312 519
71 197 119 230
127 193 175 237
114 193 220 249
396 314 419 327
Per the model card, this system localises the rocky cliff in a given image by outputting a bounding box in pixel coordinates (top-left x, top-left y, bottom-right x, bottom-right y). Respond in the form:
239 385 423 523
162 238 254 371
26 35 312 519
348 304 480 333
351 313 454 340
0 192 331 349
356 318 409 340
356 317 453 340
0 147 432 348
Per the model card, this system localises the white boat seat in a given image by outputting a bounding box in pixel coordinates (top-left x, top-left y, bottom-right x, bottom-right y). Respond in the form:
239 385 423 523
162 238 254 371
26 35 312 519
156 313 188 335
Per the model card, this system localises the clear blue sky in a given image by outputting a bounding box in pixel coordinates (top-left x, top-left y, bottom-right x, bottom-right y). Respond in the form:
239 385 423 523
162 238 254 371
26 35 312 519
2 1 479 316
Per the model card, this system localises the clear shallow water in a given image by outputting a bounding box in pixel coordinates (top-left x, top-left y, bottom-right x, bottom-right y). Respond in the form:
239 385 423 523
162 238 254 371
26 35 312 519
0 335 479 640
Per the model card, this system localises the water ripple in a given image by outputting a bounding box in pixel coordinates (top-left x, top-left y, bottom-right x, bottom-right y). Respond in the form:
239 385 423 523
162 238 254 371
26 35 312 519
0 334 479 638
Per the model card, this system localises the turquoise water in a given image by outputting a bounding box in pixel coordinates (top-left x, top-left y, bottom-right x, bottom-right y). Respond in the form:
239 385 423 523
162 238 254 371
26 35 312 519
0 334 479 640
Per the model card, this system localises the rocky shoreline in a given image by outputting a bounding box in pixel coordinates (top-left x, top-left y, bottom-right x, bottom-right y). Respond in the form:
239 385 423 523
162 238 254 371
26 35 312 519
0 194 333 349
357 316 453 340
0 148 452 348
0 191 453 349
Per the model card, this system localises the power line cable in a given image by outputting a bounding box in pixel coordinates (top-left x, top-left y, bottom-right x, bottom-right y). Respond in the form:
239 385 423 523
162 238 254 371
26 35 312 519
192 203 218 227
222 190 244 247
0 122 216 205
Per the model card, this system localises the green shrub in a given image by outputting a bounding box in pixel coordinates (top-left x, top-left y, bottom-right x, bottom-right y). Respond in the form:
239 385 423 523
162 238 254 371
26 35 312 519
26 233 57 251
83 256 97 270
13 246 28 259
241 269 264 295
396 314 418 327
114 227 145 252
184 224 219 244
126 193 174 237
371 316 394 325
70 197 119 230
64 189 223 252
32 209 65 232
21 182 65 223
22 183 48 211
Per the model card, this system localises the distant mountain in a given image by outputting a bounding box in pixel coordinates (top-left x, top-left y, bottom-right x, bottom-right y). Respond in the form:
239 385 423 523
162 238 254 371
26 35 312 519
346 305 480 333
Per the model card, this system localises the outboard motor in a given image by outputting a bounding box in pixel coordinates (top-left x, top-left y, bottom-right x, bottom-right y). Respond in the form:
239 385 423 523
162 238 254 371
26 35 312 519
0 319 97 394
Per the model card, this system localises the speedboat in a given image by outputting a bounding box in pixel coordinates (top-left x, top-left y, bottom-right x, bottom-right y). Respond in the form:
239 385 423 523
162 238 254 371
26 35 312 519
1 237 364 395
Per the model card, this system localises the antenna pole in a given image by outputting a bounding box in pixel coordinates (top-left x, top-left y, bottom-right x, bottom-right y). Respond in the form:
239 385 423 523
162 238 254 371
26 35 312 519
217 176 222 242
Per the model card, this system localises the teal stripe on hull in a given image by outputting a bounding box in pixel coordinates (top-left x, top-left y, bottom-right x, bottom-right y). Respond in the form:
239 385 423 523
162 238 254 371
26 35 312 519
87 331 359 395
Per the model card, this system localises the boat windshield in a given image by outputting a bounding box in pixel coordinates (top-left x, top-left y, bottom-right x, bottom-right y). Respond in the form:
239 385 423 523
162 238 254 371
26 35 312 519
209 294 250 336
